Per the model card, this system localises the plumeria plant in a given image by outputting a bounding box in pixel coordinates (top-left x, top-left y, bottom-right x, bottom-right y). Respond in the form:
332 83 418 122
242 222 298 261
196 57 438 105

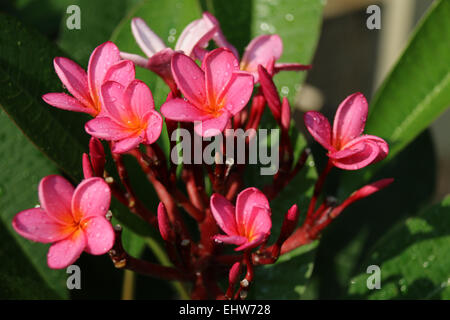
1 0 449 300
10 12 393 300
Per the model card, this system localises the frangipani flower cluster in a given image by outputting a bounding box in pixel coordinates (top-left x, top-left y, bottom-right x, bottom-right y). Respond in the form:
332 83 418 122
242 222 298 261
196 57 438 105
12 11 393 299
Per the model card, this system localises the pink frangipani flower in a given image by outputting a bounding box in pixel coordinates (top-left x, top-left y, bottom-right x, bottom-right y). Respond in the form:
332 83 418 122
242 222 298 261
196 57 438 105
43 41 135 117
160 48 254 137
85 79 163 154
240 34 311 82
210 187 272 251
304 92 389 170
12 175 114 269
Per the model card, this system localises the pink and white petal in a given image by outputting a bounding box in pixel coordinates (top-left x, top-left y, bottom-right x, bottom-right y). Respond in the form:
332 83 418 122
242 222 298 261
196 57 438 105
160 98 209 122
175 15 216 57
124 80 155 116
235 188 271 235
82 216 114 255
303 111 333 150
47 230 86 269
218 71 254 115
144 110 163 144
112 135 143 153
194 111 230 137
241 35 282 73
120 52 149 68
332 140 380 170
39 175 75 225
87 41 121 103
210 193 239 236
104 60 135 87
12 208 72 243
273 63 312 74
332 92 368 148
131 17 167 58
71 177 111 221
235 233 267 251
171 53 206 108
42 93 94 115
85 117 133 141
203 48 239 106
53 57 92 107
213 234 247 246
100 81 129 121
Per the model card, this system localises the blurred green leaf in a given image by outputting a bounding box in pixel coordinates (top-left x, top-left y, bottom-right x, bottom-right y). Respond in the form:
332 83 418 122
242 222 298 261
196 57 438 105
0 110 68 299
251 241 318 299
207 0 324 104
348 195 450 299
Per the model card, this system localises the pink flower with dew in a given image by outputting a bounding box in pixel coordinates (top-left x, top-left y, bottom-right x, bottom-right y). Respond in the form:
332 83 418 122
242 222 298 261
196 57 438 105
240 34 311 82
43 41 135 117
120 13 237 91
12 175 114 269
210 187 272 251
85 79 163 154
304 92 389 170
160 48 253 137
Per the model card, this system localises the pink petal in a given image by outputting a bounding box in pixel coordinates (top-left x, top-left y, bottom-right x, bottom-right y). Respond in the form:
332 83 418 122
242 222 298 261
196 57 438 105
218 71 254 115
53 57 92 107
131 17 167 57
303 111 333 150
104 60 136 87
203 12 239 59
175 15 216 57
85 117 133 141
203 48 239 106
120 52 149 68
82 216 114 255
112 136 143 153
144 110 163 144
210 193 239 236
147 49 177 92
235 232 268 251
99 81 129 121
332 92 368 148
47 229 86 269
12 208 72 243
124 80 155 116
171 53 206 108
235 187 271 236
213 234 247 246
82 153 93 179
194 111 230 137
39 175 75 225
241 34 283 78
160 98 209 122
331 139 380 170
71 177 111 221
42 93 94 115
87 41 121 104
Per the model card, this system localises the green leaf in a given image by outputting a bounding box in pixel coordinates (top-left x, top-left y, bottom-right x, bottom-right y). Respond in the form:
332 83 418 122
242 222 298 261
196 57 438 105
251 241 318 299
348 195 450 299
346 0 450 186
0 110 69 299
58 0 141 65
207 0 324 103
0 12 88 181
